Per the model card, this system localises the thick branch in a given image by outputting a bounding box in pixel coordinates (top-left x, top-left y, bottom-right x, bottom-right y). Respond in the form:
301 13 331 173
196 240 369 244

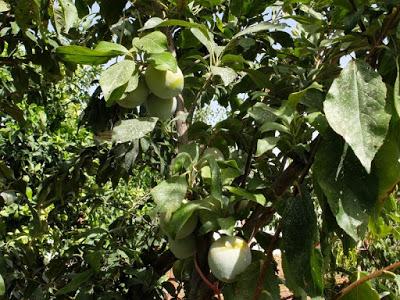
335 261 400 300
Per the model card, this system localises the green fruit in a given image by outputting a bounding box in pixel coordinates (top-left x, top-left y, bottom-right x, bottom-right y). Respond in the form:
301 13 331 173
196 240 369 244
117 80 149 108
208 236 252 282
145 66 184 99
169 235 196 259
146 94 177 120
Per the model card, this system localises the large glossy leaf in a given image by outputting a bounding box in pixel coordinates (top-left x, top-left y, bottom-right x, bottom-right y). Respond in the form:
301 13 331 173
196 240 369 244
56 45 122 65
281 192 324 297
323 60 390 173
99 60 136 102
111 118 158 143
151 176 188 216
313 130 379 241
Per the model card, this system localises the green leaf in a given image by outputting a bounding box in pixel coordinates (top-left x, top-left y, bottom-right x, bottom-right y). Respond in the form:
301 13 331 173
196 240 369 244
190 27 219 58
210 66 237 86
95 41 128 54
394 58 400 118
59 0 78 33
313 130 378 241
278 82 323 121
323 60 390 173
134 31 168 53
372 120 400 201
232 22 285 40
0 0 10 12
281 192 323 297
199 155 222 202
245 69 274 89
158 19 209 34
166 201 207 239
217 217 236 236
100 60 136 102
256 137 279 157
139 17 164 31
259 122 289 134
0 273 4 296
111 118 158 143
223 256 280 300
225 186 266 206
148 52 177 72
151 176 188 216
56 45 120 65
248 103 277 124
341 271 380 300
56 270 94 295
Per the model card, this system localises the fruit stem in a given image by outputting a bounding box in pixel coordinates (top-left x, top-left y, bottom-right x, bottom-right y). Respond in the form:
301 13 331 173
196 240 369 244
194 253 222 300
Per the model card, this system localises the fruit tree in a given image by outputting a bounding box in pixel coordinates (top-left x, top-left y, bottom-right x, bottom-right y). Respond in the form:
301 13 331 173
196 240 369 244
1 0 400 299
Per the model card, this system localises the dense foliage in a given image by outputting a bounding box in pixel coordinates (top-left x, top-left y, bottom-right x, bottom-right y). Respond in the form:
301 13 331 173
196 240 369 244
1 0 400 299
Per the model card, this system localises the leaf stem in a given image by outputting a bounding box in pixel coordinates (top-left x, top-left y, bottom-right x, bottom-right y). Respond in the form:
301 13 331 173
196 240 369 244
335 261 400 300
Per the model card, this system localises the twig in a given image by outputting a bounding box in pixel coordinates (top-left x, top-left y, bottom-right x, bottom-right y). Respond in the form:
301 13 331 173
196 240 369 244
243 137 321 244
240 132 258 188
335 261 400 300
252 225 282 300
187 75 213 124
367 5 400 67
194 254 222 300
348 0 367 33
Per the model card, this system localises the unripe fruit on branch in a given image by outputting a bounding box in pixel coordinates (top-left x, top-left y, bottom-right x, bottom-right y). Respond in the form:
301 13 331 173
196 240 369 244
145 66 184 99
208 236 251 282
146 94 177 120
169 235 196 259
117 80 149 108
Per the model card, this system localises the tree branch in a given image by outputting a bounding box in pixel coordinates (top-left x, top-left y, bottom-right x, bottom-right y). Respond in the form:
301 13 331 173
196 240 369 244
194 254 222 300
243 137 320 237
367 5 400 67
335 261 400 300
240 132 258 188
252 225 282 300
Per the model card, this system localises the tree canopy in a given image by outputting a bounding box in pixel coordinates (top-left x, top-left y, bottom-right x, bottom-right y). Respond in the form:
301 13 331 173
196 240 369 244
1 0 400 299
